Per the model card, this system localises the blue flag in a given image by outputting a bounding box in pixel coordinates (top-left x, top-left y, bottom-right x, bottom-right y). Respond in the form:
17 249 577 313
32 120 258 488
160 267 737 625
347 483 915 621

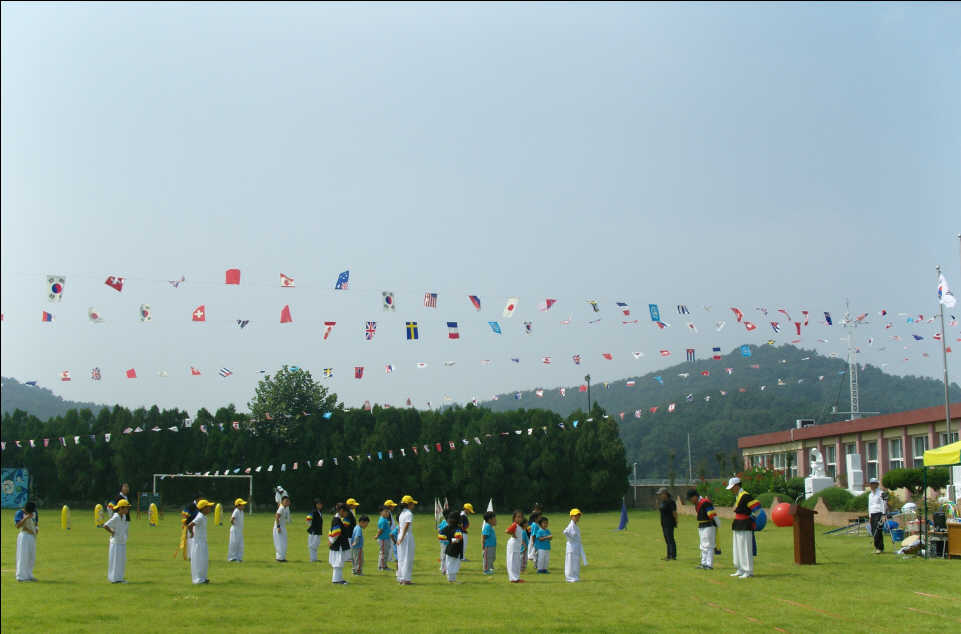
618 499 628 530
740 345 752 357
322 412 333 420
488 321 502 334
649 304 661 322
654 375 664 385
335 270 349 290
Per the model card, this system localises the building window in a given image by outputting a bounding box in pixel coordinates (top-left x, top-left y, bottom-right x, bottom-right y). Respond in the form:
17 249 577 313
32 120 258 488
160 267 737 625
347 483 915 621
865 441 878 481
913 436 929 467
888 439 903 471
845 443 857 456
773 453 785 470
940 431 960 446
825 445 837 479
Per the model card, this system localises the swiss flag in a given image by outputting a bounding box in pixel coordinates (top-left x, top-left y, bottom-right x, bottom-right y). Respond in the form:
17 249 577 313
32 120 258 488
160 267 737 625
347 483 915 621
192 305 206 322
125 368 137 379
225 268 241 285
744 321 757 331
602 353 613 360
190 367 201 376
105 276 124 292
280 305 293 323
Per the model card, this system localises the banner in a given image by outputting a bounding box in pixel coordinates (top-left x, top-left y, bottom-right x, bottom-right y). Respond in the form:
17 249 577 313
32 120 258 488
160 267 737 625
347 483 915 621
1 467 30 508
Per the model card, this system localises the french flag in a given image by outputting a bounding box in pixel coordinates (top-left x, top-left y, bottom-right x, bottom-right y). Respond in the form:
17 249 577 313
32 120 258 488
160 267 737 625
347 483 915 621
41 311 53 322
447 322 460 339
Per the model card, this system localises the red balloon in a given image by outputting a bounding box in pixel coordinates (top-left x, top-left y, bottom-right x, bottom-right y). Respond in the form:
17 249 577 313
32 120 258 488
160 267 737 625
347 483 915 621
772 502 794 528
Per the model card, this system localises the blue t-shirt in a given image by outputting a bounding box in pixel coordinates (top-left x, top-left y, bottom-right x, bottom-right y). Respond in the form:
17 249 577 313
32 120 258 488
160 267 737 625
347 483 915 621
534 526 551 550
437 519 449 543
482 522 496 548
389 525 399 543
521 526 530 547
377 516 391 541
350 524 364 549
14 510 37 526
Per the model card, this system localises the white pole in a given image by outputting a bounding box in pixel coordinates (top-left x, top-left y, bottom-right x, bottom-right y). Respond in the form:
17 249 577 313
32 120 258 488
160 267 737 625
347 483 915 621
937 265 953 488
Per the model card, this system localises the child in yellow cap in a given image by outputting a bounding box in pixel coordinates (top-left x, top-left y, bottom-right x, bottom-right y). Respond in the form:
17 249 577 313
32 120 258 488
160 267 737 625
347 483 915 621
395 495 418 585
187 500 215 584
563 509 586 583
103 498 131 582
228 498 246 562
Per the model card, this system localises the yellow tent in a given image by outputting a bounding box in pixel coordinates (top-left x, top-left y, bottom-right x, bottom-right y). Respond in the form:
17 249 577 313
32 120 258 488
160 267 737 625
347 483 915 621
923 440 961 467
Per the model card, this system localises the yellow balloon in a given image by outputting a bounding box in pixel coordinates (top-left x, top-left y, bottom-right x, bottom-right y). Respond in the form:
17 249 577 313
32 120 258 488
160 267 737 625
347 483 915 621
94 503 105 527
149 502 159 526
61 505 71 530
214 502 223 526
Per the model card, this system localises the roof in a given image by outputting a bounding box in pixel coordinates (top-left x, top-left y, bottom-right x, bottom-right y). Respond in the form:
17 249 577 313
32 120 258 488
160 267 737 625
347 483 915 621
738 402 961 449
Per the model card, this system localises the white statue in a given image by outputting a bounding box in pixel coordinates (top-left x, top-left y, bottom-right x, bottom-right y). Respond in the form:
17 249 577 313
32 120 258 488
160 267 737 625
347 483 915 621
809 448 826 478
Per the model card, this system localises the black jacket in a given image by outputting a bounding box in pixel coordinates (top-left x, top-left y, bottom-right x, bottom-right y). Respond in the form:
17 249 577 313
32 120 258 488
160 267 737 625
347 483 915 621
308 509 324 535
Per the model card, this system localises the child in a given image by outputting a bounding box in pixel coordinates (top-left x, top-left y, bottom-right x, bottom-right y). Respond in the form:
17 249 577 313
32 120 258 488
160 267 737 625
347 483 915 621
383 499 398 564
376 505 392 571
481 511 496 575
657 487 678 561
505 510 525 583
328 502 351 584
437 513 450 575
686 488 718 570
15 501 39 582
307 499 324 563
534 516 552 573
395 494 417 585
527 503 543 565
563 508 586 583
440 512 464 582
228 498 246 562
187 499 215 584
460 503 474 560
103 498 131 582
274 495 291 562
351 515 369 575
519 518 530 573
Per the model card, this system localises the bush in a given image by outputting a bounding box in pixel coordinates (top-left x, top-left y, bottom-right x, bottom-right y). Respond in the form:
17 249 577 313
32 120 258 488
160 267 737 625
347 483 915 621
802 486 854 511
845 492 869 512
882 467 950 497
756 492 780 509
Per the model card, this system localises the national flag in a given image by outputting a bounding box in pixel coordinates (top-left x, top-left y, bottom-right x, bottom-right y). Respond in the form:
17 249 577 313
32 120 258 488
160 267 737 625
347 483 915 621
542 356 552 364
383 363 394 375
649 406 658 413
686 348 695 362
740 345 752 357
602 353 613 360
634 410 641 418
90 367 101 381
744 321 757 331
41 311 54 322
335 270 349 290
47 275 65 301
225 269 241 285
668 403 676 412
513 392 522 400
535 389 544 397
659 350 671 357
616 301 630 316
632 351 644 359
168 275 185 288
488 321 501 334
237 319 249 328
685 393 694 402
415 362 428 369
538 299 557 312
382 291 395 311
824 312 833 325
88 307 103 323
25 381 38 387
715 320 726 332
322 321 336 339
701 370 710 376
677 305 690 315
126 368 137 379
157 370 168 377
219 368 233 377
192 305 206 322
105 275 124 292
468 295 481 311
725 368 733 375
60 370 71 381
757 307 768 316
424 292 438 308
731 307 743 322
354 366 364 379
802 310 809 325
560 387 566 397
447 322 459 339
139 304 152 322
912 334 923 341
587 300 599 312
649 304 661 322
365 321 377 340
279 305 293 323
503 298 518 318
856 313 868 322
578 385 587 392
777 308 791 321
687 321 698 334
712 346 721 360
406 321 419 340
626 380 636 386
523 321 533 335
322 368 333 378
191 366 202 376
770 321 781 334
572 354 581 365
794 322 802 335
939 274 957 308
280 273 295 287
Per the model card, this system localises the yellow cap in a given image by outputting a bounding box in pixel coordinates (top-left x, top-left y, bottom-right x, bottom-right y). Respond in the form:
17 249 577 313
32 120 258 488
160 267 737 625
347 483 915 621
197 499 215 510
346 498 360 507
113 499 131 509
234 498 247 506
463 503 475 514
383 499 397 508
569 508 582 517
401 495 418 505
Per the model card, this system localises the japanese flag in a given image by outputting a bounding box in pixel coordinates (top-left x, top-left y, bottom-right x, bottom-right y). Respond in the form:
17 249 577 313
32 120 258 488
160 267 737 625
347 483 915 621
503 297 519 318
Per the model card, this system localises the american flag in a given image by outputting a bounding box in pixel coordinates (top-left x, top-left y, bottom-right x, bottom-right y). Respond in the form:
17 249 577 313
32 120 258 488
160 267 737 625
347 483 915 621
424 292 437 308
90 367 101 381
365 321 377 340
219 368 233 377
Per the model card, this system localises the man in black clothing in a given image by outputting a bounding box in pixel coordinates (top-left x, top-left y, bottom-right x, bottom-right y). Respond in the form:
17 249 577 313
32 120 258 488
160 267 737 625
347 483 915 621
113 483 132 522
657 487 678 560
307 499 324 562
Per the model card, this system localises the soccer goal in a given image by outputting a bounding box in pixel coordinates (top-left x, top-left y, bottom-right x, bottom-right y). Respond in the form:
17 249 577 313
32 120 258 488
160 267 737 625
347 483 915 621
152 474 255 513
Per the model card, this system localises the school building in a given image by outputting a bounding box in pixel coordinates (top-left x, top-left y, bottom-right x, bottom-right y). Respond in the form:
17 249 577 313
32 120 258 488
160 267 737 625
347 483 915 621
737 403 961 485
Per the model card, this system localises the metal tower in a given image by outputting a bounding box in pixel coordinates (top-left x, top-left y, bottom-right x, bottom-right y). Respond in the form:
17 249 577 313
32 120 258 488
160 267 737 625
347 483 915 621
842 300 865 420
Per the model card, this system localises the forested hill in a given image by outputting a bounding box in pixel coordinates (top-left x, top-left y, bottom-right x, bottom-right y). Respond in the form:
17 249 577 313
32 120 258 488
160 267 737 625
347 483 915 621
478 344 961 478
1 377 107 420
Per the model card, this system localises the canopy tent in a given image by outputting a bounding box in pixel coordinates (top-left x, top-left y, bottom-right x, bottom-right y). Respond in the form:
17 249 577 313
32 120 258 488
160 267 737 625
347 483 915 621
923 440 961 467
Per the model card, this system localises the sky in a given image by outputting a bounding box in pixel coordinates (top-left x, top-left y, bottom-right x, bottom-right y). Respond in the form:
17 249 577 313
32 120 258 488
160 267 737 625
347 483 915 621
2 2 959 415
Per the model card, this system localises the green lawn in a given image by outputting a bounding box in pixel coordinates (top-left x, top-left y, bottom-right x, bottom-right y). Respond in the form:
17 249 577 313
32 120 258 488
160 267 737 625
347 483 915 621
1 508 958 632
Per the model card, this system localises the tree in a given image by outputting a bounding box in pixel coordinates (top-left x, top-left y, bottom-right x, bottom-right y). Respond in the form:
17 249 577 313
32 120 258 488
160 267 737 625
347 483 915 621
247 366 337 444
882 467 950 498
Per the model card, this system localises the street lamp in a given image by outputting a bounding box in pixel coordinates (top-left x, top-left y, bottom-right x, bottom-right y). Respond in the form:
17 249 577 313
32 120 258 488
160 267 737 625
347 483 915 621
584 374 591 413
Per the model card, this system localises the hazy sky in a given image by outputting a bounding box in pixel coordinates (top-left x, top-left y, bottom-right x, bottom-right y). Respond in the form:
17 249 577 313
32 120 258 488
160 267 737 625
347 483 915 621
2 2 959 414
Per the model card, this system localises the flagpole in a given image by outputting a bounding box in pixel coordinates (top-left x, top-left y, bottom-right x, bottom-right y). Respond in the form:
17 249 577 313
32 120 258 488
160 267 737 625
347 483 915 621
937 265 952 490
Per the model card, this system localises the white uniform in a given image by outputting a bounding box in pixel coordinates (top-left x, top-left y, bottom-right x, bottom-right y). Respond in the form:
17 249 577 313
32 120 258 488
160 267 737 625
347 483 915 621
228 508 244 561
732 530 753 577
698 525 717 569
274 505 289 561
506 523 524 581
15 513 37 581
460 511 470 558
190 512 209 584
396 509 415 582
563 520 585 582
104 512 129 582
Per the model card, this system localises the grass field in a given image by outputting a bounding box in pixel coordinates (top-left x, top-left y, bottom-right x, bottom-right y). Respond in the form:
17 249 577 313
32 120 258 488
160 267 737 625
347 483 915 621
1 508 958 632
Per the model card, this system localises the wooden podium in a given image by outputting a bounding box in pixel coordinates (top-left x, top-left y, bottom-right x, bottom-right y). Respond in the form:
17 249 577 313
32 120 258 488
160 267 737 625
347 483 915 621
790 504 817 565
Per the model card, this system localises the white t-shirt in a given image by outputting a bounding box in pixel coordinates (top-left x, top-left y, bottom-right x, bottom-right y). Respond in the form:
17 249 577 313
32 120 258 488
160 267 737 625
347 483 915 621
192 511 207 541
399 509 413 539
867 489 886 514
231 508 244 530
104 512 129 545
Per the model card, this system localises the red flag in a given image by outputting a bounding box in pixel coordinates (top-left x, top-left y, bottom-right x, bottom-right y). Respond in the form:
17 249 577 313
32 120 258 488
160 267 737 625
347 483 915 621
192 305 206 322
225 268 241 285
322 321 336 339
578 384 588 392
125 368 137 379
354 366 364 379
730 307 743 322
105 276 124 292
280 305 293 323
602 352 613 360
794 322 802 335
744 321 757 331
659 350 671 357
649 406 658 413
701 370 710 376
190 367 201 376
435 442 443 452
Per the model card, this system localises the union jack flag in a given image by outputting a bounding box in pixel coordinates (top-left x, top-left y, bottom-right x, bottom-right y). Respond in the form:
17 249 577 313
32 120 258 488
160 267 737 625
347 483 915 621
424 292 437 308
365 321 377 340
